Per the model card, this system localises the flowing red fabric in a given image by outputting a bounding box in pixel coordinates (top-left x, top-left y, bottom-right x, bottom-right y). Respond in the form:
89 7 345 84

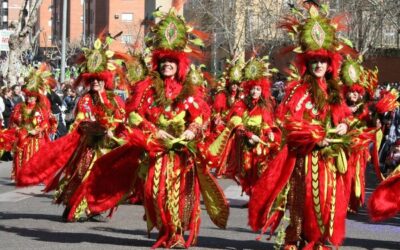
368 172 400 221
248 145 294 232
85 144 144 214
73 129 161 214
16 130 81 188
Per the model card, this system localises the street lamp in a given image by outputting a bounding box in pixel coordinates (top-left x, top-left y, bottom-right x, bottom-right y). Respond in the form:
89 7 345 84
60 0 67 83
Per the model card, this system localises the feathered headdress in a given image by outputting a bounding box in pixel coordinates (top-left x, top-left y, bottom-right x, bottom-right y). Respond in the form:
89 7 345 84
74 33 123 90
145 1 206 82
341 56 365 96
215 57 245 92
24 63 56 97
242 56 277 100
281 4 356 78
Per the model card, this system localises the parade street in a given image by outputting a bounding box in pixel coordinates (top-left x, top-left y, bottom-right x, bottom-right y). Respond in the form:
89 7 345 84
0 161 398 250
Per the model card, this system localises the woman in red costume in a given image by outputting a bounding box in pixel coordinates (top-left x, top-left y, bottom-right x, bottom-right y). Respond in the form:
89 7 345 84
10 65 57 180
211 59 244 136
209 57 281 195
248 4 357 249
17 37 126 222
70 5 229 249
341 59 399 212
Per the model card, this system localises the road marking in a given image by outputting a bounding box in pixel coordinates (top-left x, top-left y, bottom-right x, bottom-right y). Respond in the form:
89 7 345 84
0 186 43 202
224 185 249 206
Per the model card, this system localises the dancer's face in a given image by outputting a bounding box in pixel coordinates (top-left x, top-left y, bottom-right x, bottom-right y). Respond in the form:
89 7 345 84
91 79 105 92
308 58 329 78
347 91 361 103
27 96 37 104
230 84 238 92
159 59 178 78
250 85 262 100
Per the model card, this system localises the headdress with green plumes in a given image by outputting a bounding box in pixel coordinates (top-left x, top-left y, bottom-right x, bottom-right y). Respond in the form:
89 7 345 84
281 4 356 78
145 8 204 53
24 63 56 96
124 51 149 85
340 55 363 87
185 64 207 87
146 3 207 82
242 56 277 100
75 34 124 90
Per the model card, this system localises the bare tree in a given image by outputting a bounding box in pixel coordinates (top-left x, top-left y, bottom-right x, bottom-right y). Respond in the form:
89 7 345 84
185 0 287 74
330 0 400 55
43 40 82 68
5 0 43 86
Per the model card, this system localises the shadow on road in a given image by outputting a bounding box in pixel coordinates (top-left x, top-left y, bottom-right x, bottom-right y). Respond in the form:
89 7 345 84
0 225 153 247
344 237 400 250
0 212 61 222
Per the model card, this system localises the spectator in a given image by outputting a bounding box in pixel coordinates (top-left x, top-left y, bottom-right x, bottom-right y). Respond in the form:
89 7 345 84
2 87 14 128
384 139 400 174
1 87 14 161
11 84 25 105
63 85 77 130
0 88 4 128
46 84 67 139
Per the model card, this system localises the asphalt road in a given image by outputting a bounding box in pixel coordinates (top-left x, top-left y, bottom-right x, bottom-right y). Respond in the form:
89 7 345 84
0 160 399 250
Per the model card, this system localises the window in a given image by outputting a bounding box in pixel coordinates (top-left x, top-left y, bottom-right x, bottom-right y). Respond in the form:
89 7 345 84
120 13 133 22
2 16 7 22
2 1 8 9
48 20 52 27
121 34 133 44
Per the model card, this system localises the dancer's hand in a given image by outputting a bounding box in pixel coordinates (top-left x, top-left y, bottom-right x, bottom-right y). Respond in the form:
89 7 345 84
249 134 260 145
156 130 174 140
182 130 195 140
317 138 330 147
335 123 348 135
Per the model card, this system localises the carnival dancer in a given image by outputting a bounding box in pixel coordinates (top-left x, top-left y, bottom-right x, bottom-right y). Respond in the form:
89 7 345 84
208 57 281 195
17 36 126 222
9 65 57 180
248 4 358 249
341 58 400 211
211 59 245 137
69 4 229 248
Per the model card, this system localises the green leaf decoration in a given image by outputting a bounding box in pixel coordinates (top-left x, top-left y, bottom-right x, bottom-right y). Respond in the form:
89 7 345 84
105 36 113 46
309 5 319 18
321 4 330 16
87 50 106 73
243 59 265 81
311 21 326 48
339 37 354 48
340 58 362 86
301 16 335 51
94 39 102 50
127 57 148 83
190 38 205 47
229 65 243 83
152 11 188 50
105 50 115 58
186 65 204 86
147 8 204 52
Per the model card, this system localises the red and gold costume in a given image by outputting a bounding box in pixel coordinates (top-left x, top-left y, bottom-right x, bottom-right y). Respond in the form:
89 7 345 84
248 5 359 249
209 57 281 195
67 6 229 248
17 38 127 222
9 65 57 180
211 60 245 137
10 97 56 179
